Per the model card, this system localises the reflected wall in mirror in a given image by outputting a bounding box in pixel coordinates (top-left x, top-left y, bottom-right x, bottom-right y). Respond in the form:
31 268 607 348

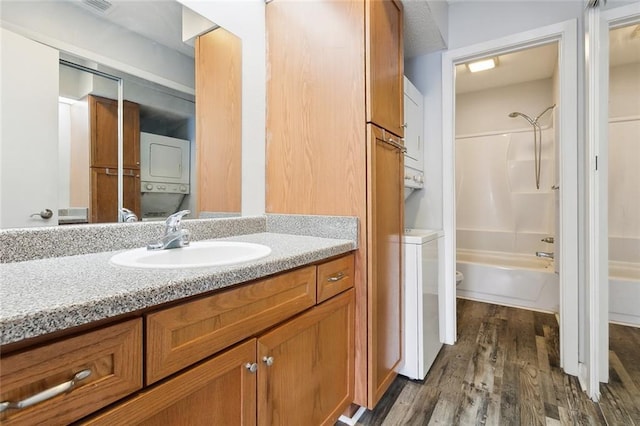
0 0 242 229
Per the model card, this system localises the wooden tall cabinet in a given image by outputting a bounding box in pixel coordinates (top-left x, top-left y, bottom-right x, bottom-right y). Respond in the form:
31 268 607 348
71 95 141 223
266 0 404 409
88 95 140 223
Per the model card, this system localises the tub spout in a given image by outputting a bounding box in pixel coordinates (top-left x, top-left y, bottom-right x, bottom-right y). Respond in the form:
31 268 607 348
536 251 554 259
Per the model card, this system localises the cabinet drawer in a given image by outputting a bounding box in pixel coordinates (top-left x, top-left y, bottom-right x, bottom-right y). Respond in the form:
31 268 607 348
146 266 316 384
316 253 355 303
0 319 142 426
83 339 257 426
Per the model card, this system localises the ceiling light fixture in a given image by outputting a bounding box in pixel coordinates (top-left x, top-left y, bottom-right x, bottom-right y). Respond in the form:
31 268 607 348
467 57 498 73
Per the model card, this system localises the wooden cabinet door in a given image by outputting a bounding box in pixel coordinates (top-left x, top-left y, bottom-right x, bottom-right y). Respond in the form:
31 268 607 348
83 339 257 426
90 168 140 223
90 95 140 169
257 289 355 426
366 0 404 138
366 124 403 407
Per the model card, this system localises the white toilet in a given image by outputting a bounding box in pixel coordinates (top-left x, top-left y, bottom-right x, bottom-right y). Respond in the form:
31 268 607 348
456 270 464 286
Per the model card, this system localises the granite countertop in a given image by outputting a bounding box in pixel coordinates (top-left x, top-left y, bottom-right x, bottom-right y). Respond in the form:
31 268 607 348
0 232 356 346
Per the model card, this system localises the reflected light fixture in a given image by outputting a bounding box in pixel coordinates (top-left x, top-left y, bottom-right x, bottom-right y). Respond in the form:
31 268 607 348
466 57 498 73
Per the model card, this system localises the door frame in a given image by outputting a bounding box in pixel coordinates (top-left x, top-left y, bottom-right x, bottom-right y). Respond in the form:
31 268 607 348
441 20 580 376
588 0 640 397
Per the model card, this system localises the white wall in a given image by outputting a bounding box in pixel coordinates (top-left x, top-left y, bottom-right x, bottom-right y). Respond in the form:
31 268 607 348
0 1 194 93
447 1 584 50
405 53 444 230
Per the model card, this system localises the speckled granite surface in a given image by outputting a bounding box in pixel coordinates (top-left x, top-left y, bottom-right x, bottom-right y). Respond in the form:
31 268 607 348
266 214 359 242
0 214 358 345
0 232 356 345
0 216 267 263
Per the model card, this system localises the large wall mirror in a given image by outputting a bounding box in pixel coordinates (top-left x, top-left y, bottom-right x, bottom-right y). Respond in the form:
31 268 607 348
0 0 255 229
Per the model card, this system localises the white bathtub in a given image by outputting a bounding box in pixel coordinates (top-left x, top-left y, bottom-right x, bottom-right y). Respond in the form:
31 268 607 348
609 261 640 326
456 249 559 313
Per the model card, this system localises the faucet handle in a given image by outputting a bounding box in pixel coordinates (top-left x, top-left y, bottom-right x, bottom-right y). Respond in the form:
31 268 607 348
165 210 191 231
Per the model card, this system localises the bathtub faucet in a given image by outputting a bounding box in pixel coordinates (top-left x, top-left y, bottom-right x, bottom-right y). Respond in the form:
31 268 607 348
536 251 554 259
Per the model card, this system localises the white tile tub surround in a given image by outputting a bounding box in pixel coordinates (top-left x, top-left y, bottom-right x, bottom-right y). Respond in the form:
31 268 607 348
607 119 640 326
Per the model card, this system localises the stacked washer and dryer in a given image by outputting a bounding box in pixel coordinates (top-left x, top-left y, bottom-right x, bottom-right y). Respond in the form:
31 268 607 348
400 77 463 380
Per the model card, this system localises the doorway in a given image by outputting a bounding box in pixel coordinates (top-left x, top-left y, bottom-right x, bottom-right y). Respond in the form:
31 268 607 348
454 43 560 315
441 20 580 377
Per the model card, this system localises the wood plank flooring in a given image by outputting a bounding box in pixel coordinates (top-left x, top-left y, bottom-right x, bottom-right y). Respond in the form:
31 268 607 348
343 299 640 425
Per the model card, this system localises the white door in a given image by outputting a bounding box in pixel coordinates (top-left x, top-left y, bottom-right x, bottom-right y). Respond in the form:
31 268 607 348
0 29 59 228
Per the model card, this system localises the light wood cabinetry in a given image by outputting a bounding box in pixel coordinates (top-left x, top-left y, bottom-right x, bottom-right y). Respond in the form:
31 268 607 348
366 0 405 138
258 289 355 426
70 94 141 222
195 28 242 214
84 339 257 426
88 95 140 169
89 168 140 224
0 319 142 426
145 266 316 384
1 254 355 424
266 0 404 408
367 125 404 404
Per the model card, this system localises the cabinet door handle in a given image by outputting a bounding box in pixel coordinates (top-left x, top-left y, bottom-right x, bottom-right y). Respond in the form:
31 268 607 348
384 137 407 153
0 369 91 413
245 363 258 373
327 272 345 282
262 356 274 367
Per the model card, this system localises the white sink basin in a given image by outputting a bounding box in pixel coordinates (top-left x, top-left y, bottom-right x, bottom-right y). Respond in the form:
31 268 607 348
110 241 272 269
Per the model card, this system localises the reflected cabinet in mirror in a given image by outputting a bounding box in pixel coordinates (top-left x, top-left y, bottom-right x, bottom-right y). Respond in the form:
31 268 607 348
0 0 241 229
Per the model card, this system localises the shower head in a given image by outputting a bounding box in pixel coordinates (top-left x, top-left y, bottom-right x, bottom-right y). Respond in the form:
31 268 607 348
508 111 536 126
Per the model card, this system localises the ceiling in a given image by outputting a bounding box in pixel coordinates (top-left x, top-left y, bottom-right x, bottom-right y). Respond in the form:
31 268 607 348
69 0 639 95
455 22 640 94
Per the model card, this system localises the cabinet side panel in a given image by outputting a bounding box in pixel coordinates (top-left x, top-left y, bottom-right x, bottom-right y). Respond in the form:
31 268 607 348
265 0 368 407
195 28 242 214
265 0 366 217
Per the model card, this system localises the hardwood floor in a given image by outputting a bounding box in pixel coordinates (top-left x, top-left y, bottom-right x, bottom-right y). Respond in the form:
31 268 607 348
343 299 640 425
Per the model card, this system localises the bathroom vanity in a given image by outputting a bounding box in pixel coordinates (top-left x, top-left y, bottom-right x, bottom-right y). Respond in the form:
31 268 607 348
0 216 357 425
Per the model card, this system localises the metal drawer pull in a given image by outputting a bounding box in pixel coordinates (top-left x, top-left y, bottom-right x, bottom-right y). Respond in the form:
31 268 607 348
327 272 345 282
263 356 274 367
384 137 408 153
0 369 91 413
245 363 258 373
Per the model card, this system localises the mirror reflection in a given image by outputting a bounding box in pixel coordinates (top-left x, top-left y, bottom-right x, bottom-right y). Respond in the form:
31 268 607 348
0 0 242 229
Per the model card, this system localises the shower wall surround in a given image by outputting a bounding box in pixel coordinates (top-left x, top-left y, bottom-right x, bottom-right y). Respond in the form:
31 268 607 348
455 78 556 255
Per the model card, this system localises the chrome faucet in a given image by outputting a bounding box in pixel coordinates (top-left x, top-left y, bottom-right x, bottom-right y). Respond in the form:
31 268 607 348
536 251 554 259
147 210 191 250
